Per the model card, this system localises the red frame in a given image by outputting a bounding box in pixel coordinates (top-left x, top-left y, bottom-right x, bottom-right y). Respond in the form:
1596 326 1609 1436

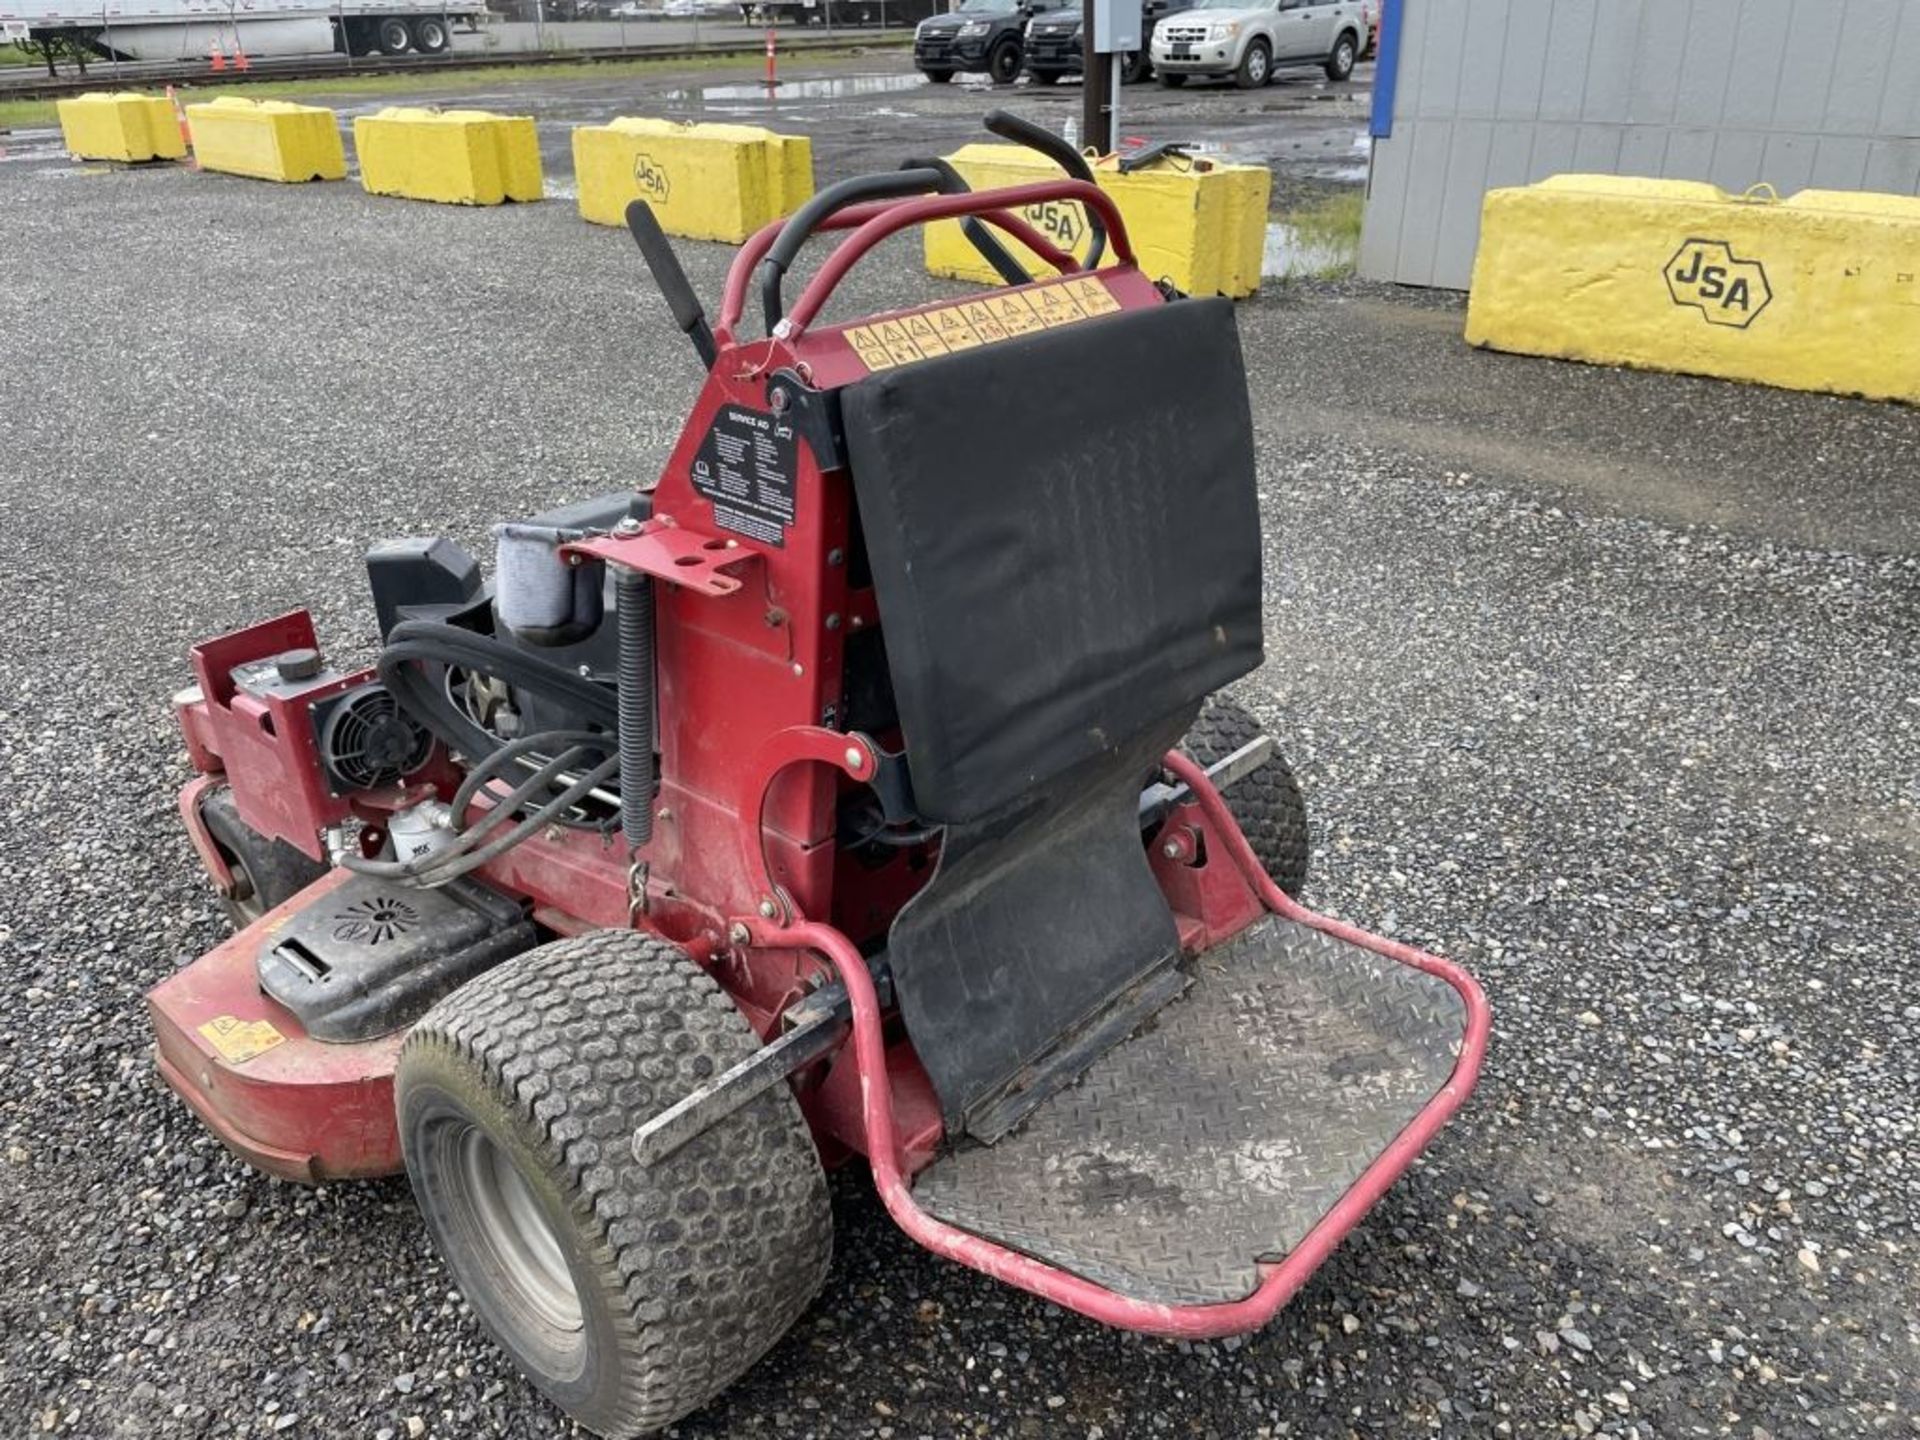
156 178 1488 1334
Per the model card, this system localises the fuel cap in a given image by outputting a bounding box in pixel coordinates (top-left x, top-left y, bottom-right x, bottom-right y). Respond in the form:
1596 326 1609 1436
276 647 323 682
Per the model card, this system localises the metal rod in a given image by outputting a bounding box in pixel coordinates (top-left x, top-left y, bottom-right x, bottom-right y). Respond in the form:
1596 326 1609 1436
631 985 851 1164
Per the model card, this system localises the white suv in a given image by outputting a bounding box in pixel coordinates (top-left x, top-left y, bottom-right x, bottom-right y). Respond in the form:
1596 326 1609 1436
1151 0 1364 88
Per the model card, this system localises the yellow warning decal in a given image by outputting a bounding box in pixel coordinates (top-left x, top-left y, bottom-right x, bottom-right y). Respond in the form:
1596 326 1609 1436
844 276 1122 372
199 1015 286 1064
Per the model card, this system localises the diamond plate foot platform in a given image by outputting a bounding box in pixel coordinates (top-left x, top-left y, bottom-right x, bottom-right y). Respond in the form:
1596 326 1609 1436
910 916 1470 1306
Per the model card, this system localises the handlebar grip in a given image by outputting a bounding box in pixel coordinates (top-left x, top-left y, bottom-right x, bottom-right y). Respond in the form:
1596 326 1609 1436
625 200 716 369
759 166 949 333
904 155 1032 288
982 109 1107 269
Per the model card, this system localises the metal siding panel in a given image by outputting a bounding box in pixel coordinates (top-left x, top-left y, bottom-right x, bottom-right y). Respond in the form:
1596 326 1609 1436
1861 137 1920 193
1434 119 1497 290
1572 123 1626 173
1810 136 1875 191
1538 0 1598 122
1485 120 1539 189
1826 0 1903 134
1618 125 1672 175
1662 127 1721 181
1759 132 1820 193
1673 0 1740 126
1394 0 1429 112
1721 3 1793 129
1358 133 1415 279
1582 0 1643 121
1495 0 1553 116
1881 0 1920 135
1528 121 1582 177
1772 0 1844 132
1626 2 1687 125
1414 0 1472 117
1709 130 1770 189
1453 0 1512 120
1395 119 1459 286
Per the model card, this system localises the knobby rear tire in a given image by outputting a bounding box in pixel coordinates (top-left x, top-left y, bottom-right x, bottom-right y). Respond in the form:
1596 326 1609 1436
397 930 832 1438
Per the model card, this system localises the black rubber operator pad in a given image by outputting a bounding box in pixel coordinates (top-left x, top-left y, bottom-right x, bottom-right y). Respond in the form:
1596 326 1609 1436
839 296 1264 825
913 917 1470 1306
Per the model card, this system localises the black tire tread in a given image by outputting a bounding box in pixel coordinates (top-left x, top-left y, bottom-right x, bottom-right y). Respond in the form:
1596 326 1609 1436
1178 698 1310 898
200 786 326 926
400 931 831 1438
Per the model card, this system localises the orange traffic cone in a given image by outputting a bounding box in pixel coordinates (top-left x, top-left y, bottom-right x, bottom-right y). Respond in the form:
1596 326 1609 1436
208 42 226 72
165 84 196 167
233 47 250 72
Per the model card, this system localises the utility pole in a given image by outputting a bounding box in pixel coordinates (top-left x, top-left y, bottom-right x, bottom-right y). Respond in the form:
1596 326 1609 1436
1080 0 1112 156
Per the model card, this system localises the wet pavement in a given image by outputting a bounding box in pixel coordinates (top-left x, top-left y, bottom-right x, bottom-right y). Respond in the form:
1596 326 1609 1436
1 49 1373 212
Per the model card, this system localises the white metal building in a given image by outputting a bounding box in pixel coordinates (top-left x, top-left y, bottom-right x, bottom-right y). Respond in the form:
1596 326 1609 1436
1359 0 1920 289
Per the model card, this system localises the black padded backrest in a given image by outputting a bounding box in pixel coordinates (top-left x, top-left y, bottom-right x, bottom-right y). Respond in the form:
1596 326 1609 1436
841 297 1263 823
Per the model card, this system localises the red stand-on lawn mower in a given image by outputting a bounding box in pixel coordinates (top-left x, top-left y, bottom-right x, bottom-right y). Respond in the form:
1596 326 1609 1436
150 111 1489 1437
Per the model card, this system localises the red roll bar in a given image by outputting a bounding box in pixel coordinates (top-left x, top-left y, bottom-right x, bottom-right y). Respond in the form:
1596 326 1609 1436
714 179 1133 346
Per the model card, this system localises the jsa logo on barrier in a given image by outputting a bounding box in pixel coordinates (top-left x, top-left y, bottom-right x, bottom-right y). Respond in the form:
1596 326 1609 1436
1024 199 1086 249
1664 239 1771 328
631 153 670 203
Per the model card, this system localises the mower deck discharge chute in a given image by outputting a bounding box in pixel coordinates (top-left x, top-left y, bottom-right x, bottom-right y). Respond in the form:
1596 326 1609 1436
148 110 1488 1435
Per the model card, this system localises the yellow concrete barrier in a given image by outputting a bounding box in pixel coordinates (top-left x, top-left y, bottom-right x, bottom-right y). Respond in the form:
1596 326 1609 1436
55 93 186 164
354 108 543 206
186 98 345 184
1466 175 1920 406
922 144 1271 300
572 118 812 243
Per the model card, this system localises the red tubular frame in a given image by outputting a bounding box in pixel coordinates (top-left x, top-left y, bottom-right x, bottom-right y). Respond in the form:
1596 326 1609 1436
781 180 1132 339
746 749 1490 1339
714 179 1132 345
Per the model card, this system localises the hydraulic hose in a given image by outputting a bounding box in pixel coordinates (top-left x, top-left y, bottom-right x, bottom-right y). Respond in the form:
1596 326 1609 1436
340 736 608 884
377 619 618 764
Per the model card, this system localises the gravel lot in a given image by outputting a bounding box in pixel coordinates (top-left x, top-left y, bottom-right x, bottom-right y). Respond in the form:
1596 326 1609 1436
2 56 1917 1440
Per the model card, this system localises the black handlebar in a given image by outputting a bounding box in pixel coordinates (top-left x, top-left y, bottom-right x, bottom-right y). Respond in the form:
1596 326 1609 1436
759 167 949 334
904 156 1033 288
982 108 1107 269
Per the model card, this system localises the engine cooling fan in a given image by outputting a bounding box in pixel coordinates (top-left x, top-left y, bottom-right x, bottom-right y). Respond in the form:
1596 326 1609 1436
316 683 432 792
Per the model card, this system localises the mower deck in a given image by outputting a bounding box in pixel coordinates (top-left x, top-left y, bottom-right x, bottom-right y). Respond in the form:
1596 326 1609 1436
910 916 1469 1306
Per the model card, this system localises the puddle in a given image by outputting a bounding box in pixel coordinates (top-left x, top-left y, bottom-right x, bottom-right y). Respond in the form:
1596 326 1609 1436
0 129 69 164
682 71 924 101
1263 221 1352 280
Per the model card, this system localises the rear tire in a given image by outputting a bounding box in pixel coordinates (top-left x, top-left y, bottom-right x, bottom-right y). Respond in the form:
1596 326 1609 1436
1235 38 1269 88
377 15 411 53
410 15 451 54
1324 29 1357 80
199 787 326 930
987 38 1021 83
1177 698 1309 899
398 931 832 1439
1121 49 1150 83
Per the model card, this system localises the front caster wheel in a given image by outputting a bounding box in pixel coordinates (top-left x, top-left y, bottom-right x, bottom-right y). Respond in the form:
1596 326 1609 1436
398 931 833 1438
199 786 326 930
1177 697 1310 898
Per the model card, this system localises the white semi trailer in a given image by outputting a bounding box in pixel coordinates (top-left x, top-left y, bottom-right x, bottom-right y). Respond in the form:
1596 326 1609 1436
1 0 489 62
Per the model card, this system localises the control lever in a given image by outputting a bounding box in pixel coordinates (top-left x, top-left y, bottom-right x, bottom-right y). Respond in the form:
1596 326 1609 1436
625 200 717 369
